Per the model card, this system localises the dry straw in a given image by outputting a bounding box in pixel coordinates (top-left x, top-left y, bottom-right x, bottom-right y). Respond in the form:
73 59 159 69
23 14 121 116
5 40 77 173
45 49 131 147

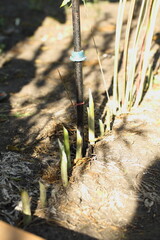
113 0 160 113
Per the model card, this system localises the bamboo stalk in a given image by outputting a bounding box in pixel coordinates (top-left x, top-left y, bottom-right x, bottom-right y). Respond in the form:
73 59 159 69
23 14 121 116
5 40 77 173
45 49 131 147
71 0 84 148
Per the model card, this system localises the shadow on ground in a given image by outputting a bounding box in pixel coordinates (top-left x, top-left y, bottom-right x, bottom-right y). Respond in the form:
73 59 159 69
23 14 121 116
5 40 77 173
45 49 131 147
0 0 66 51
26 217 97 240
124 158 160 240
0 0 116 154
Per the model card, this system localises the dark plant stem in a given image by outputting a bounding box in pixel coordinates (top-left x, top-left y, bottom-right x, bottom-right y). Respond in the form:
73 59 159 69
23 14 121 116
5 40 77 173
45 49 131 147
72 0 84 151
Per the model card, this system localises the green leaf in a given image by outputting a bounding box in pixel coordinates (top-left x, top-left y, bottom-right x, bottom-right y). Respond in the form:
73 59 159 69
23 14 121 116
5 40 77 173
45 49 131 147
88 89 95 145
39 181 47 208
60 0 71 8
63 126 71 169
21 190 32 226
99 119 104 137
58 139 68 187
76 129 83 159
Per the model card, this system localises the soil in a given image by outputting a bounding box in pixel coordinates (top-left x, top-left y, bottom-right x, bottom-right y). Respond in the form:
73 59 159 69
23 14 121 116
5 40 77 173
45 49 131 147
0 0 160 239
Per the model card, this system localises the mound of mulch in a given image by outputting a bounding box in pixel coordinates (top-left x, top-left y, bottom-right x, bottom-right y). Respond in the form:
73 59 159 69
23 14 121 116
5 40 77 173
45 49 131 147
38 88 160 240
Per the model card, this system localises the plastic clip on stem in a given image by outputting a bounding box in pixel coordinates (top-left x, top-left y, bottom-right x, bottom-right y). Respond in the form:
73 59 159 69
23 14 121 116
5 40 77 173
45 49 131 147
70 50 86 107
70 50 86 62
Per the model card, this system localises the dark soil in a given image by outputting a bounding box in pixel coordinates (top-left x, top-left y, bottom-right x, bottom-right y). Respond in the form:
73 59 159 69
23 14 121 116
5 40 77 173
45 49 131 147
0 0 160 239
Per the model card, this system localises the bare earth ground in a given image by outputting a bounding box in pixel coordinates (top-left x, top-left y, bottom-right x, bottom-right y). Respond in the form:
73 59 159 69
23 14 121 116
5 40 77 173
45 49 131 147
0 0 160 239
